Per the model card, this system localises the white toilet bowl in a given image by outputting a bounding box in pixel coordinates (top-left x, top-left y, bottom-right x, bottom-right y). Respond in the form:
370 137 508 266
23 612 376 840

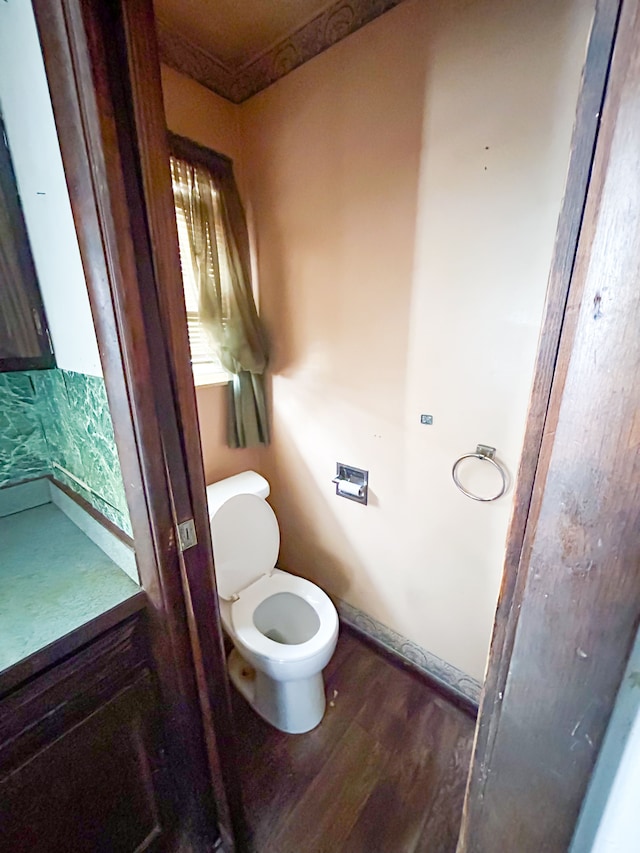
207 473 339 734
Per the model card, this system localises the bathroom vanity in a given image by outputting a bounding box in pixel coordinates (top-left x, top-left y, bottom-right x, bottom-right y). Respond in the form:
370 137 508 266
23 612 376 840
0 480 169 852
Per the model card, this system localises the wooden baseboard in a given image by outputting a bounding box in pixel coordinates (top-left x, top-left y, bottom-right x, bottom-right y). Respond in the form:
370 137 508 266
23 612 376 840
48 475 134 548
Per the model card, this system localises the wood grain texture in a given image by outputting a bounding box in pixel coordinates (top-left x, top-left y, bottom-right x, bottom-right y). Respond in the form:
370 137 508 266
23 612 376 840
464 3 623 824
0 591 146 699
459 0 640 848
234 628 475 853
0 113 55 371
114 0 248 847
0 616 143 763
31 1 221 847
345 615 479 719
0 676 163 853
0 619 165 853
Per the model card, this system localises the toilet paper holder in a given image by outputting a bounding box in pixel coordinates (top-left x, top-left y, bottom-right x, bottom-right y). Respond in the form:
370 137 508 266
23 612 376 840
332 463 368 505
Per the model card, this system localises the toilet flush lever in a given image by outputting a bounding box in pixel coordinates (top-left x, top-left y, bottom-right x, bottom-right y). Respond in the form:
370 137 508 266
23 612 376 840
177 518 198 552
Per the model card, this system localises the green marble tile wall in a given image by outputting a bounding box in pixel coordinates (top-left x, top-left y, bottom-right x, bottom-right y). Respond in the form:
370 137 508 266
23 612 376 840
0 374 50 485
0 369 132 534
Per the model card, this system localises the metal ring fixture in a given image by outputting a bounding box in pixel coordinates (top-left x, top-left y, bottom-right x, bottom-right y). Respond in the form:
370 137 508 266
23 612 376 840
452 444 507 502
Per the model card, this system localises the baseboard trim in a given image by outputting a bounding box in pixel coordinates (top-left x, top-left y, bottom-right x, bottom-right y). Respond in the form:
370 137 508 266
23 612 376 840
335 598 481 718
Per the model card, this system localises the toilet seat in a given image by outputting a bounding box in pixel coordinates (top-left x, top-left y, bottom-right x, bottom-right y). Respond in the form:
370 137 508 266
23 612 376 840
230 570 338 663
211 493 280 601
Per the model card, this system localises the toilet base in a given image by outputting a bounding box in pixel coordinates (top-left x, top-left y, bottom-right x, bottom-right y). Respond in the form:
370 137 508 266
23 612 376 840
228 648 326 734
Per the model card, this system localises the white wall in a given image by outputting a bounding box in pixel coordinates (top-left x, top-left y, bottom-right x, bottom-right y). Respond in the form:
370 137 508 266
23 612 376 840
0 0 102 377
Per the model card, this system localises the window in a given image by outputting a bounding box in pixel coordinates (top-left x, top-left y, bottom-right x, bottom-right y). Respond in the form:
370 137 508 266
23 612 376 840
173 182 230 387
170 134 269 446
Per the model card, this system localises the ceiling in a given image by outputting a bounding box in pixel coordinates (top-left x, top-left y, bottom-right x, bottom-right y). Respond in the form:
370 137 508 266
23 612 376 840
154 0 337 70
154 0 404 103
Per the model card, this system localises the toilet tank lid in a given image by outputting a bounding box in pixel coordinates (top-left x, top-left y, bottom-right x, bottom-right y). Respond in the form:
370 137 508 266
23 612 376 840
206 471 270 519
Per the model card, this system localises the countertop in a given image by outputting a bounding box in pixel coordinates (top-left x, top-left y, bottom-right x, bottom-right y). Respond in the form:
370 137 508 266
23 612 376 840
0 502 141 677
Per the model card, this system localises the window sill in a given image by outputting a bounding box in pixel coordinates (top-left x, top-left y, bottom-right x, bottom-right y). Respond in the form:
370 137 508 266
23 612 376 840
192 364 231 388
194 377 229 389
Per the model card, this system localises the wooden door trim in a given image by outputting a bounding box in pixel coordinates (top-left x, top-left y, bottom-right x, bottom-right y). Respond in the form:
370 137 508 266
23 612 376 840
459 0 632 848
499 0 623 628
31 1 221 848
112 0 248 847
461 0 623 833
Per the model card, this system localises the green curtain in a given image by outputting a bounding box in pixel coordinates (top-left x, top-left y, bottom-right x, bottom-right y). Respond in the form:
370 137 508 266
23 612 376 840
170 154 269 447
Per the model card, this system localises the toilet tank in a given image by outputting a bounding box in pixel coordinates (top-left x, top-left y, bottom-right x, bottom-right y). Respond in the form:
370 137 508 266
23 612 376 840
206 470 270 519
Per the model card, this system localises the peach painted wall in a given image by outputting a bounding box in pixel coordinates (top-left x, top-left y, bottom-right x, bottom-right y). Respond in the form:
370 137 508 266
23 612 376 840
239 0 593 680
161 0 593 680
160 65 267 483
161 65 240 160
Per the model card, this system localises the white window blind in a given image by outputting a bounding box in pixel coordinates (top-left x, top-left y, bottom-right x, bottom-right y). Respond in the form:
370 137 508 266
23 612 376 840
174 204 230 386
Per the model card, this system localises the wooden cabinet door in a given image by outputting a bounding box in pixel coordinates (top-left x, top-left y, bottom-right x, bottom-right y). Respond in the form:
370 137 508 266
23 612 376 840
0 619 169 853
0 676 163 853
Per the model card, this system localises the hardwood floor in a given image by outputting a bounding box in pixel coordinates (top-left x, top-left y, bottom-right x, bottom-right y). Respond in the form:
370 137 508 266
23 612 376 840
231 628 476 853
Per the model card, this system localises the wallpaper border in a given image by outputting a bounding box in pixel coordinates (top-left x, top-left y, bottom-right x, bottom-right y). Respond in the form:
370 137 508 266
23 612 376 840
157 0 405 103
336 597 482 711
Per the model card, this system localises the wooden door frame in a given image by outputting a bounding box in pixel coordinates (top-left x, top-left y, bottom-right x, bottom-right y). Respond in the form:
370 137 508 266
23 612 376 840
110 0 248 847
463 0 622 814
459 0 634 847
31 0 245 848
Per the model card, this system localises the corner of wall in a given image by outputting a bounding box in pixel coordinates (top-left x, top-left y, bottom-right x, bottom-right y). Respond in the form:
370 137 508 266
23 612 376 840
0 368 131 535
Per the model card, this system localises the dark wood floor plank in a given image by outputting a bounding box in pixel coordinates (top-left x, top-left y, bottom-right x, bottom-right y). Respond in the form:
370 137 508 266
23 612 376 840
414 729 475 853
232 627 476 853
268 719 386 853
235 636 382 849
343 701 445 852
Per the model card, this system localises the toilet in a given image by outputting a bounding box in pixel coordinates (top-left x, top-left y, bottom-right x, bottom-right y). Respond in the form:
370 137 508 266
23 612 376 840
206 471 339 734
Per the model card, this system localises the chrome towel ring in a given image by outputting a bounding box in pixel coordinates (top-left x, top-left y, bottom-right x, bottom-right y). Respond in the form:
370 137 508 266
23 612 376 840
452 444 507 502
